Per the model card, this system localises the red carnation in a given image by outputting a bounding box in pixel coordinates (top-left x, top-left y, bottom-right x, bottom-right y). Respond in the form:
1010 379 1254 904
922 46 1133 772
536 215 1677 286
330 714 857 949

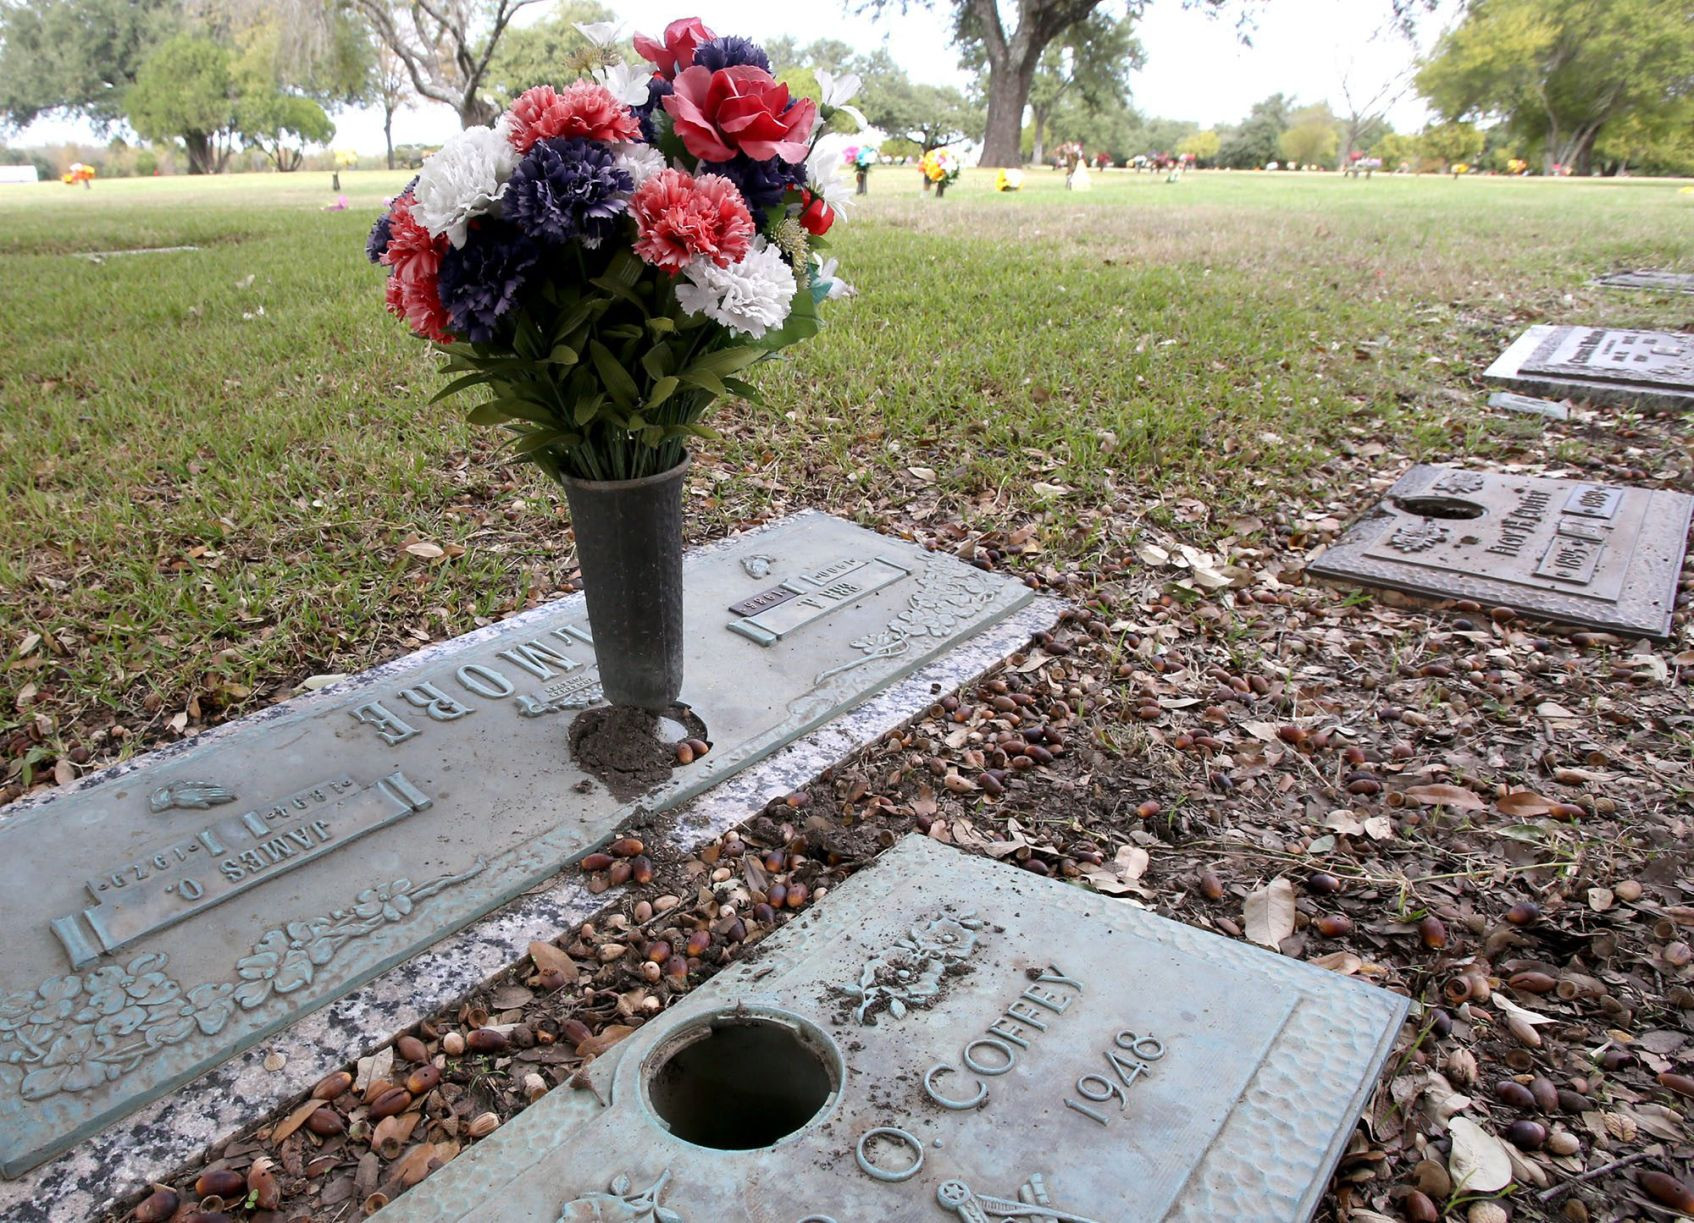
507 83 641 154
798 190 834 236
664 65 817 164
634 17 715 79
381 196 454 342
629 169 754 272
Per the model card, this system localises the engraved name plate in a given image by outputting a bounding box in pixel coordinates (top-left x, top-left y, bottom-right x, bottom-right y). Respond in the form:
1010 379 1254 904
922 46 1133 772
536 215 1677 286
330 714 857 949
1485 324 1694 411
1311 465 1693 637
376 836 1407 1223
0 512 1032 1176
728 557 912 646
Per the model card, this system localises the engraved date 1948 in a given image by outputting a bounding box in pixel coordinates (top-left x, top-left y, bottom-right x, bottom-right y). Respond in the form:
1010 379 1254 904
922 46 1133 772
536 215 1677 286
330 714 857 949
1062 1030 1166 1127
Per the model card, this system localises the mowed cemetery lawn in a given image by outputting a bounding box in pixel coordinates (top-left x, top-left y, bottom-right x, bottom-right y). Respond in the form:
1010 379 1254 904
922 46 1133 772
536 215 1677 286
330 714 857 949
6 169 1694 1220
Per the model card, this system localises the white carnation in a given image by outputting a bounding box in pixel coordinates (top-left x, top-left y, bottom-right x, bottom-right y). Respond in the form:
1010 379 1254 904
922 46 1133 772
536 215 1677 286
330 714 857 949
595 59 653 106
411 123 517 249
814 69 866 128
806 132 855 218
675 239 795 340
611 142 667 191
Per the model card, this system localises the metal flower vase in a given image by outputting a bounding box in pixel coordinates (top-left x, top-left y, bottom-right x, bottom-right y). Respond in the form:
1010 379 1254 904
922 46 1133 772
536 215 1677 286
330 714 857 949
560 456 688 712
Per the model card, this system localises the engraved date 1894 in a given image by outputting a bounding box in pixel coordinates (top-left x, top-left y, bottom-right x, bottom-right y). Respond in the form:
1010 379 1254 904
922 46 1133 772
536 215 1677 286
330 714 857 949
1062 1030 1166 1127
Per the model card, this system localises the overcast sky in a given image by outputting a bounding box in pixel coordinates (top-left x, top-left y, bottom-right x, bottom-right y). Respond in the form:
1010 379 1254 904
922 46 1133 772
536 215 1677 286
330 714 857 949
18 0 1460 155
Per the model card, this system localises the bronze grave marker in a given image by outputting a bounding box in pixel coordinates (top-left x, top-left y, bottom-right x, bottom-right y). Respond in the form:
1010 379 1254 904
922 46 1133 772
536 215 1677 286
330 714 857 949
1485 325 1694 412
1308 465 1692 637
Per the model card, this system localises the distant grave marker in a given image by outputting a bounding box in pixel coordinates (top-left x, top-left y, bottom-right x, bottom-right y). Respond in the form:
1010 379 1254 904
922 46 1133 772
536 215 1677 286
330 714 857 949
0 512 1032 1176
377 835 1408 1223
1309 465 1692 637
1485 325 1694 412
1593 270 1694 295
1488 391 1569 421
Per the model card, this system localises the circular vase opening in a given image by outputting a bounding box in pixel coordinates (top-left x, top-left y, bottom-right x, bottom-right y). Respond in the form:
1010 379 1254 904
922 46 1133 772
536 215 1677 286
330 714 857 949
1391 495 1485 520
644 1013 838 1150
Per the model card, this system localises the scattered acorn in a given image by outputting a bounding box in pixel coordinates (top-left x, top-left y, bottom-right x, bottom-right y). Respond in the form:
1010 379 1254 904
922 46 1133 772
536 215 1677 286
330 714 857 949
1505 901 1541 926
305 1106 345 1136
406 1064 441 1095
1418 915 1448 949
1657 1071 1694 1099
1509 971 1557 994
395 1034 427 1063
369 1086 412 1119
631 855 655 885
1505 1119 1546 1150
1405 1189 1439 1223
1305 871 1341 895
1546 1130 1581 1156
442 1031 466 1056
195 1169 246 1200
133 1188 179 1222
1314 914 1353 937
1640 1170 1694 1212
1199 871 1225 901
247 1158 281 1211
1495 1080 1535 1108
468 1111 500 1138
467 1027 509 1054
311 1069 352 1101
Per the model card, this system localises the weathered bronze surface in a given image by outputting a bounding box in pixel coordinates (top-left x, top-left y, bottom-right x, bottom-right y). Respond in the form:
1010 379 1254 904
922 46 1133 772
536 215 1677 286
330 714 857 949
1594 271 1694 295
1310 465 1692 636
1485 325 1694 412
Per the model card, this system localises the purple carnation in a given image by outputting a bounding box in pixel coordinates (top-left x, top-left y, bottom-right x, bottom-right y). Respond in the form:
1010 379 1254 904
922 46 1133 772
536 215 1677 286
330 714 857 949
504 137 633 247
436 223 540 343
634 76 673 144
693 37 770 73
700 152 806 211
366 213 393 263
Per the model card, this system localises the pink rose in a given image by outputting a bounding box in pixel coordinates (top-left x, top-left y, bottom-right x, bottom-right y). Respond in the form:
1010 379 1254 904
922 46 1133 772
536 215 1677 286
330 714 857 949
633 17 714 79
663 65 817 164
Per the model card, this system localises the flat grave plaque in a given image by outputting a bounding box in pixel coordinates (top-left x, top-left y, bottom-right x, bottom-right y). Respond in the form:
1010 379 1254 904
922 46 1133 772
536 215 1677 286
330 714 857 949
1308 465 1693 637
1593 270 1694 295
1485 325 1694 412
0 512 1032 1176
379 835 1407 1223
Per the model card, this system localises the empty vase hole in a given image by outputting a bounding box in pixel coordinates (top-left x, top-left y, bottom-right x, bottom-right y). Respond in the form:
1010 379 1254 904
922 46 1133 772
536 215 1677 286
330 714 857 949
1391 496 1485 520
645 1017 835 1149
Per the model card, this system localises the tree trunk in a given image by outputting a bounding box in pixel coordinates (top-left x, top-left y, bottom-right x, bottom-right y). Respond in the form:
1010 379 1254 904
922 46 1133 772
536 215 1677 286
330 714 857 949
980 54 1038 167
383 105 396 170
184 131 214 175
458 95 497 128
1031 108 1048 168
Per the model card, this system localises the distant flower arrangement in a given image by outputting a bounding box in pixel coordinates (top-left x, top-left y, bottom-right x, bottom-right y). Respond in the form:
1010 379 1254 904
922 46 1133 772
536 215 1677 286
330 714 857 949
994 168 1023 192
920 149 962 187
365 17 859 481
62 163 95 187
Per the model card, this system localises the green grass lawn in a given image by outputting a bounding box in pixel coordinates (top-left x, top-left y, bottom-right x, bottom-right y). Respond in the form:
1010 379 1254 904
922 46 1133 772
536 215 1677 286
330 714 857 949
1 166 1691 781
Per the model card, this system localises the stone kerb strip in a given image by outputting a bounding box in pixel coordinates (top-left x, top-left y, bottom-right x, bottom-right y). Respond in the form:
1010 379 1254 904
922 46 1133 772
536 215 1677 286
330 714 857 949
0 593 1063 1220
0 511 1036 1177
375 836 1408 1223
1308 465 1693 638
1484 325 1694 412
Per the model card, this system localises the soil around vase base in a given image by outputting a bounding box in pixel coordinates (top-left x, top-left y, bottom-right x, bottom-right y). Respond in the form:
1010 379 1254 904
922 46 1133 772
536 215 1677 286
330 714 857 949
569 705 680 801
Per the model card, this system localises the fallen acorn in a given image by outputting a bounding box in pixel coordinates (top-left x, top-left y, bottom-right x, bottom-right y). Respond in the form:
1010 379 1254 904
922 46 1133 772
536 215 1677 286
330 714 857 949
441 1031 466 1056
1314 914 1353 937
406 1064 442 1095
1305 871 1341 895
609 837 644 858
1495 1079 1535 1108
395 1034 428 1063
561 1018 592 1047
467 1028 509 1054
195 1169 246 1200
306 1106 345 1136
1405 1188 1439 1223
685 737 709 759
1418 915 1448 950
607 858 633 886
1509 971 1557 994
1199 872 1225 901
685 930 711 957
674 740 695 765
370 1087 413 1119
645 939 672 964
312 1069 353 1101
578 852 614 873
133 1188 179 1222
1657 1071 1694 1099
1529 1077 1560 1113
1639 1170 1694 1212
786 882 809 909
248 1158 281 1211
1505 1119 1546 1150
468 1111 500 1139
631 855 654 885
1505 902 1541 926
1546 1130 1580 1156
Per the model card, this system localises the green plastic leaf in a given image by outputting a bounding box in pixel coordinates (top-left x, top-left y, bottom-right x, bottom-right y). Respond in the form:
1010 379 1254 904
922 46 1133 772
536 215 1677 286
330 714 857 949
647 376 678 408
589 340 639 408
547 344 578 365
430 371 495 404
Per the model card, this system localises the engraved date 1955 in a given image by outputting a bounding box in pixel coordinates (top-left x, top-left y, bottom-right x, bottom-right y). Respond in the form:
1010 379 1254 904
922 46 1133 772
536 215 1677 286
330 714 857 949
1062 1030 1167 1127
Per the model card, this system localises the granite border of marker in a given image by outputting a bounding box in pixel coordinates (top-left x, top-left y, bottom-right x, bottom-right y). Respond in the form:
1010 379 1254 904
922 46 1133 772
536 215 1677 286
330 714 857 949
0 586 1062 1220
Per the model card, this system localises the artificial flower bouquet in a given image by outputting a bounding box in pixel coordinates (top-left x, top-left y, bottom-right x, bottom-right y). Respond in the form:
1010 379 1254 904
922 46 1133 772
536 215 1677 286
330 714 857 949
366 18 859 483
920 148 962 189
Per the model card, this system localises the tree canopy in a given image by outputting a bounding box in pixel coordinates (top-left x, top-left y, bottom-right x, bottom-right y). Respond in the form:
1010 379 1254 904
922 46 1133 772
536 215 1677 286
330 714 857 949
1417 0 1694 174
355 0 544 127
1217 92 1291 167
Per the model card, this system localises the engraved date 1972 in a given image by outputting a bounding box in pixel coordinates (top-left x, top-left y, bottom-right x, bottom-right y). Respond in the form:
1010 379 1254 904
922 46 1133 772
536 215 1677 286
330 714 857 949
1062 1030 1167 1126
